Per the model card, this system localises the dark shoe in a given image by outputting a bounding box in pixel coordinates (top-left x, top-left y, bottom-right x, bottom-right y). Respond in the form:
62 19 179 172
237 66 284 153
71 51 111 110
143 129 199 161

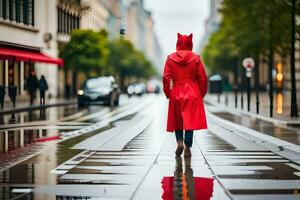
184 146 191 157
175 140 184 156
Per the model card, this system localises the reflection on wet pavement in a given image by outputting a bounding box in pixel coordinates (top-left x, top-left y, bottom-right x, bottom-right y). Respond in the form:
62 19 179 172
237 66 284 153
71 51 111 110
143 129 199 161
161 157 214 200
0 95 299 200
0 95 138 171
212 112 300 145
195 130 300 199
0 105 79 126
0 126 113 199
0 96 156 199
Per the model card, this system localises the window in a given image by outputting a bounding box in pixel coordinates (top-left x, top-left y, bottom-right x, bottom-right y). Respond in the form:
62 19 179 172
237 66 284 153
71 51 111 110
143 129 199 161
4 0 9 19
62 9 65 33
0 0 34 26
57 6 61 33
23 0 28 25
28 0 33 26
9 0 16 21
15 0 20 22
0 1 2 19
57 7 80 34
19 0 24 23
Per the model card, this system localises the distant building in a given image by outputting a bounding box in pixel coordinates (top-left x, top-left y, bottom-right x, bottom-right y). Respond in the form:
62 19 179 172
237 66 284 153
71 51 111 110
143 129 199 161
100 0 124 40
80 0 109 31
199 0 223 52
124 0 163 73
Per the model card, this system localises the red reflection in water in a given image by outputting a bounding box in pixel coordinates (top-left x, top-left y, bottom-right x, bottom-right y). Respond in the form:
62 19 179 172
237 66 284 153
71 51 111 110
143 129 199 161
34 135 60 143
162 177 174 200
162 157 214 200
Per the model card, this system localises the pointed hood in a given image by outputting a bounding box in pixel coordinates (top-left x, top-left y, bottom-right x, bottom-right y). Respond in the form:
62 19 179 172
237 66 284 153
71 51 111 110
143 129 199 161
169 33 198 65
176 33 193 51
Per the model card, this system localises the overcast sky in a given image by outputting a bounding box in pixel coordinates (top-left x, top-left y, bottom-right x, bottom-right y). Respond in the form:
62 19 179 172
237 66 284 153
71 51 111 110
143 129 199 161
144 0 210 56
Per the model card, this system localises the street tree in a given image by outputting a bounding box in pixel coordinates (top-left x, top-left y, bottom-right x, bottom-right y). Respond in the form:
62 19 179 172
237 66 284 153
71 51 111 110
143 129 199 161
60 29 110 76
203 0 300 76
108 39 156 89
202 0 300 117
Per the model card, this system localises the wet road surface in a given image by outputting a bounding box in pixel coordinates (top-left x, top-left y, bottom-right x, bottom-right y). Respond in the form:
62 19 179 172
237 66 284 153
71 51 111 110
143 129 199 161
0 95 299 199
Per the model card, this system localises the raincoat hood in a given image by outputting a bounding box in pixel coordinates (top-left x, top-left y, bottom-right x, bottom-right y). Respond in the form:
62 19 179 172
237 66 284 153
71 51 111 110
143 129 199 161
176 33 193 51
169 33 198 65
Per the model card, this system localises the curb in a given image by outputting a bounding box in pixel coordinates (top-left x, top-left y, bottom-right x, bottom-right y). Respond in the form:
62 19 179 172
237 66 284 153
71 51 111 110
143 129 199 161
0 100 77 115
206 110 300 164
204 98 300 126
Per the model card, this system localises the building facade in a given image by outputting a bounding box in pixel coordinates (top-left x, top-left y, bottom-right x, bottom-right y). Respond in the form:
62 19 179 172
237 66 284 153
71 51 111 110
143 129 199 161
0 0 163 102
0 0 61 99
124 0 163 73
199 0 223 53
0 0 82 100
80 0 109 31
56 0 83 97
100 0 124 40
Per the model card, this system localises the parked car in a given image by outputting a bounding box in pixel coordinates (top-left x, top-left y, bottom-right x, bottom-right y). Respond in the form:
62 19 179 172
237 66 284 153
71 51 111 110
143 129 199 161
77 76 120 107
127 83 146 97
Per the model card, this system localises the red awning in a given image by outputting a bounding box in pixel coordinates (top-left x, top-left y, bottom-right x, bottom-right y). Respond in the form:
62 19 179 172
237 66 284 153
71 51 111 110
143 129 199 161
0 47 64 66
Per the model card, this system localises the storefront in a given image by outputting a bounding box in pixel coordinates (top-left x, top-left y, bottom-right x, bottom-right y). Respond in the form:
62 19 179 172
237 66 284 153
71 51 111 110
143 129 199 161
0 46 63 97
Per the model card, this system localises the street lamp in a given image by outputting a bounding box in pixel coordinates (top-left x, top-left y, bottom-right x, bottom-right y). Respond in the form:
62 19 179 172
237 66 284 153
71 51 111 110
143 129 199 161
242 57 255 112
119 16 126 39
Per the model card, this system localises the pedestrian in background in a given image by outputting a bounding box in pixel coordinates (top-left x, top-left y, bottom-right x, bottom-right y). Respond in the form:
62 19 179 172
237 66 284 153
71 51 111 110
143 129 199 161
38 75 48 106
26 71 38 105
163 33 208 157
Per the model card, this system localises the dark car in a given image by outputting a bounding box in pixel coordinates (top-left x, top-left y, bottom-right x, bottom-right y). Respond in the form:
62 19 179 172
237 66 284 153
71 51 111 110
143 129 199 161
77 76 120 107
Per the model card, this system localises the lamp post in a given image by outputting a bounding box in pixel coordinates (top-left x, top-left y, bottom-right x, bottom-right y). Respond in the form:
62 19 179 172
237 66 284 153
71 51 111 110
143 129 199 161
242 57 255 112
234 59 239 108
290 0 298 117
268 4 274 118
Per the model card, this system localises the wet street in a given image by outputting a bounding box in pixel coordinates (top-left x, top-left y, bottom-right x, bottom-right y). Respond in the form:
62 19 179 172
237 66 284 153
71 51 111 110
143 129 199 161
0 95 300 200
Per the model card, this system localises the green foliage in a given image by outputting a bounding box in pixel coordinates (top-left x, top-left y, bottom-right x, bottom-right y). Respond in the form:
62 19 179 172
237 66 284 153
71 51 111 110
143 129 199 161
108 39 156 78
60 29 109 75
202 19 238 73
202 0 300 73
60 29 156 81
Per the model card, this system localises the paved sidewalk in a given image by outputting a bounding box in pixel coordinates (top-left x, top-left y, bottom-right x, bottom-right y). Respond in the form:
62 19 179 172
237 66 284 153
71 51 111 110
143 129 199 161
1 95 300 199
0 97 76 115
44 99 230 200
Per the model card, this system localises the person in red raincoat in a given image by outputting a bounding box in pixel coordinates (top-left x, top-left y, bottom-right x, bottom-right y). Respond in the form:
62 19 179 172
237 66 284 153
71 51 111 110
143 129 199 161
163 33 208 157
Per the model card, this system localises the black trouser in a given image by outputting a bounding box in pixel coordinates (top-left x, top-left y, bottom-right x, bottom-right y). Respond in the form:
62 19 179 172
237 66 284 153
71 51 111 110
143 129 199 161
40 91 45 105
29 91 35 105
175 130 194 147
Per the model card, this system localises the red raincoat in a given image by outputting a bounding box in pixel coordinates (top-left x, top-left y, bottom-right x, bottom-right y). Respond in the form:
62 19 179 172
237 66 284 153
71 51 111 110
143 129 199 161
163 33 207 132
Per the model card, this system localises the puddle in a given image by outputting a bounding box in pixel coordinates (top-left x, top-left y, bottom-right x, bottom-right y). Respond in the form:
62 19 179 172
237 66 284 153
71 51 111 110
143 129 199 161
161 157 214 200
0 105 79 125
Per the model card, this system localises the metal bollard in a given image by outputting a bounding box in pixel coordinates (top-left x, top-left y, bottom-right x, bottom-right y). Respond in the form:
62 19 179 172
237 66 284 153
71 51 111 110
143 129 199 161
225 94 228 106
0 85 5 108
8 85 17 108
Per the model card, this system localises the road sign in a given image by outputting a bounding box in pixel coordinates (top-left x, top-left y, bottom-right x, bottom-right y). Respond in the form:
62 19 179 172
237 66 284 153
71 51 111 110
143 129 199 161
242 57 255 69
